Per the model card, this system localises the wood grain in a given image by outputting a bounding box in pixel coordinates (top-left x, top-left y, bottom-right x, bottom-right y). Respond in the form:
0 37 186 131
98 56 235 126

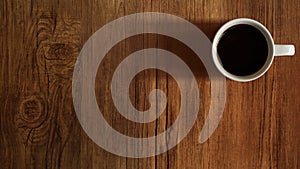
0 0 299 168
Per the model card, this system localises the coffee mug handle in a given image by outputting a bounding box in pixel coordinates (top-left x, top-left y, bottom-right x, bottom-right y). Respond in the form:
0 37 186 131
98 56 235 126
274 44 295 56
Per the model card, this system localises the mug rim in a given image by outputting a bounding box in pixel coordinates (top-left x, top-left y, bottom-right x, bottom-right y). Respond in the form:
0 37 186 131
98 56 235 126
212 18 275 82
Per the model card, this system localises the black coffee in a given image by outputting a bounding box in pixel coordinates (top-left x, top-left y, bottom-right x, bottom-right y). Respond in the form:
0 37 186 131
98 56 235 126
217 24 268 76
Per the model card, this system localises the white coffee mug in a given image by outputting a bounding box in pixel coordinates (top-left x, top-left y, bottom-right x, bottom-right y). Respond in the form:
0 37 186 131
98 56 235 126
212 18 295 82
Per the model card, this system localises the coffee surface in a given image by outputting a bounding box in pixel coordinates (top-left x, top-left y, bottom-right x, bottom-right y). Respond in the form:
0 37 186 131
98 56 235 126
217 24 268 76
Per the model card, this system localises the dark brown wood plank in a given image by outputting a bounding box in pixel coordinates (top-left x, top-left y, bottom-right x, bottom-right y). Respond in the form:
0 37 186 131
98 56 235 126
0 0 299 169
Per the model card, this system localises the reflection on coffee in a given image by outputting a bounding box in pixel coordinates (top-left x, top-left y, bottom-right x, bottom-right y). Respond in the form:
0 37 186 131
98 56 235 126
217 24 268 76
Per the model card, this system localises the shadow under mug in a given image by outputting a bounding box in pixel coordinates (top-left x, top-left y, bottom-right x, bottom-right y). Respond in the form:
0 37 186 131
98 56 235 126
212 18 295 82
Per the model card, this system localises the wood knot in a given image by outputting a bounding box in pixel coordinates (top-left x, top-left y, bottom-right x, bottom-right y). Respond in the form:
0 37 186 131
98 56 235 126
15 96 47 129
45 43 74 60
38 42 78 78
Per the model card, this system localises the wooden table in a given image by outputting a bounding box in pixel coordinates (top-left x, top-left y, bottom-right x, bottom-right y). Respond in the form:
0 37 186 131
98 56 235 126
1 0 299 168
